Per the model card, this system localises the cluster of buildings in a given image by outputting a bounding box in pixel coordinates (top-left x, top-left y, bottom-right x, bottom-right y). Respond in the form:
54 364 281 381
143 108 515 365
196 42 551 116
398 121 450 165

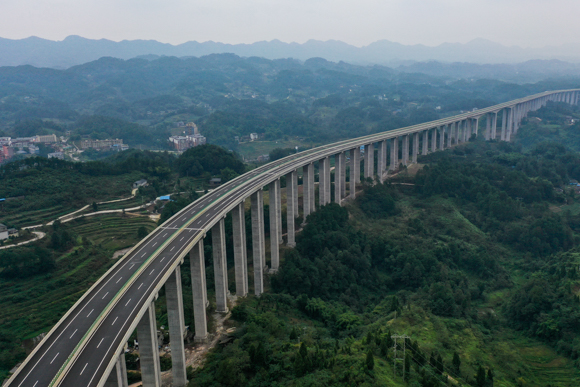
0 133 132 164
168 122 206 152
79 138 128 151
0 134 58 163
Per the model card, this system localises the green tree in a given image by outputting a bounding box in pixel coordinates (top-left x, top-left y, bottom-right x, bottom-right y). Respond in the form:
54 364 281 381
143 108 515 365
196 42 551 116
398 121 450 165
92 201 98 212
452 351 461 374
289 326 298 341
366 349 375 371
137 226 148 239
476 365 486 387
487 368 494 387
220 167 239 183
436 354 444 375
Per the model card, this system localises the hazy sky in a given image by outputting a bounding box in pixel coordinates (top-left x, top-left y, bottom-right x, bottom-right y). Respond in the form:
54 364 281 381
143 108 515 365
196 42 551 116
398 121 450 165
0 0 577 48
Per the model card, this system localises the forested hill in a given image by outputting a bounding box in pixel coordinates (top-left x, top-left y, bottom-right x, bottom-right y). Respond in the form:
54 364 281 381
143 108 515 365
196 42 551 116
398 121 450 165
2 54 580 152
189 139 580 387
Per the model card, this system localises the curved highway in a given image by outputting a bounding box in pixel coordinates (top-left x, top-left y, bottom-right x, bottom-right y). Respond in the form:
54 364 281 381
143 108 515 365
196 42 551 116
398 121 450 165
5 89 578 387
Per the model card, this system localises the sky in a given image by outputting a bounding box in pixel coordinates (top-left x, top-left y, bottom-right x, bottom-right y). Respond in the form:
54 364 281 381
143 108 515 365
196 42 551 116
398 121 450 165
0 0 578 48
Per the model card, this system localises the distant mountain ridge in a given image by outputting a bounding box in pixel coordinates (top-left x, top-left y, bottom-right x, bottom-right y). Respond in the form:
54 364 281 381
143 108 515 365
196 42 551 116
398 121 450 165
3 35 580 69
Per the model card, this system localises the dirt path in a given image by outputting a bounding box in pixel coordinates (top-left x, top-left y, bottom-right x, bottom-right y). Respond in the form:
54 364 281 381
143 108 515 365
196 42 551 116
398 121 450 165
0 231 45 250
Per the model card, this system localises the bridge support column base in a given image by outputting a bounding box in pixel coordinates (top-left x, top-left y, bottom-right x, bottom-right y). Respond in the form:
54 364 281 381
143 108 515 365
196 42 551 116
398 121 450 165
194 334 209 343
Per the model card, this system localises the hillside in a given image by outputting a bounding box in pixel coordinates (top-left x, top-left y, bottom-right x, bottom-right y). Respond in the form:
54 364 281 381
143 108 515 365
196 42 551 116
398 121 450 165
5 36 580 68
2 54 580 155
188 140 580 387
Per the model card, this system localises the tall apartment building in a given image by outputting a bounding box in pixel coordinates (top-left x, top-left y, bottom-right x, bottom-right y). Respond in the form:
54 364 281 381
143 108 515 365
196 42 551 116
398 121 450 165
169 122 206 151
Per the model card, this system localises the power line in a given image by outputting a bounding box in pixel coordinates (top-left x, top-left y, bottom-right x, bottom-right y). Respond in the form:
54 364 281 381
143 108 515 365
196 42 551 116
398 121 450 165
391 334 410 379
405 344 472 386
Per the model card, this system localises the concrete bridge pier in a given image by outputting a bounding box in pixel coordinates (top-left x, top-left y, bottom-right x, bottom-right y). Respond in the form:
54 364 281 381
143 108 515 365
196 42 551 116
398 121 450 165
275 180 283 244
390 137 398 170
486 113 491 140
165 266 187 387
501 109 507 141
439 125 446 150
447 122 454 146
137 302 162 387
104 353 128 387
339 151 347 197
212 219 228 313
378 141 387 182
319 156 331 205
491 111 498 140
463 120 470 142
190 242 208 342
473 117 480 137
364 144 374 179
402 135 409 166
334 153 344 204
307 162 315 213
269 179 281 272
412 132 419 163
232 202 248 297
317 159 325 206
351 147 360 198
286 171 297 246
422 130 428 155
506 107 514 142
302 164 312 219
251 190 265 295
431 127 437 152
293 171 298 217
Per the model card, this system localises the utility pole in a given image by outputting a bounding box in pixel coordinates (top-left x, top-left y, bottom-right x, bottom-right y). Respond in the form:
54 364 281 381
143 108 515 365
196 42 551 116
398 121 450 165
392 334 410 379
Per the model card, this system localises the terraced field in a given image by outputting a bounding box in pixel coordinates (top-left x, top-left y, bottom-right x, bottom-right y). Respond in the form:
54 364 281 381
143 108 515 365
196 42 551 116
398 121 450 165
68 213 156 250
95 196 143 211
0 213 157 361
0 204 74 227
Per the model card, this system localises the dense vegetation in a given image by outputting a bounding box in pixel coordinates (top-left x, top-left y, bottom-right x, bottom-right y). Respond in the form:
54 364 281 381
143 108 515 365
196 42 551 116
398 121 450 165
189 139 580 387
1 55 580 152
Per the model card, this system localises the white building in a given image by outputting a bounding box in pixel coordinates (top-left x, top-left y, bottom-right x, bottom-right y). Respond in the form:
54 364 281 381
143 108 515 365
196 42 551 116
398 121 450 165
35 134 58 143
0 224 8 241
48 152 65 160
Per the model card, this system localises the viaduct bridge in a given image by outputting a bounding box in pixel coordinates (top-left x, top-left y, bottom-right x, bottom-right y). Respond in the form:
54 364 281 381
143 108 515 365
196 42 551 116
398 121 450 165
5 89 579 387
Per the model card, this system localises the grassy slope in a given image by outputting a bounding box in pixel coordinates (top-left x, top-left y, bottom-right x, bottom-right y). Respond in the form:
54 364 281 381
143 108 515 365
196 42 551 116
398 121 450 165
352 193 580 387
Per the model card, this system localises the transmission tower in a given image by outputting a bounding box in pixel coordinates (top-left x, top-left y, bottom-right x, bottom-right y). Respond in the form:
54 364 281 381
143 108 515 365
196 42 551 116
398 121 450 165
392 334 410 378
